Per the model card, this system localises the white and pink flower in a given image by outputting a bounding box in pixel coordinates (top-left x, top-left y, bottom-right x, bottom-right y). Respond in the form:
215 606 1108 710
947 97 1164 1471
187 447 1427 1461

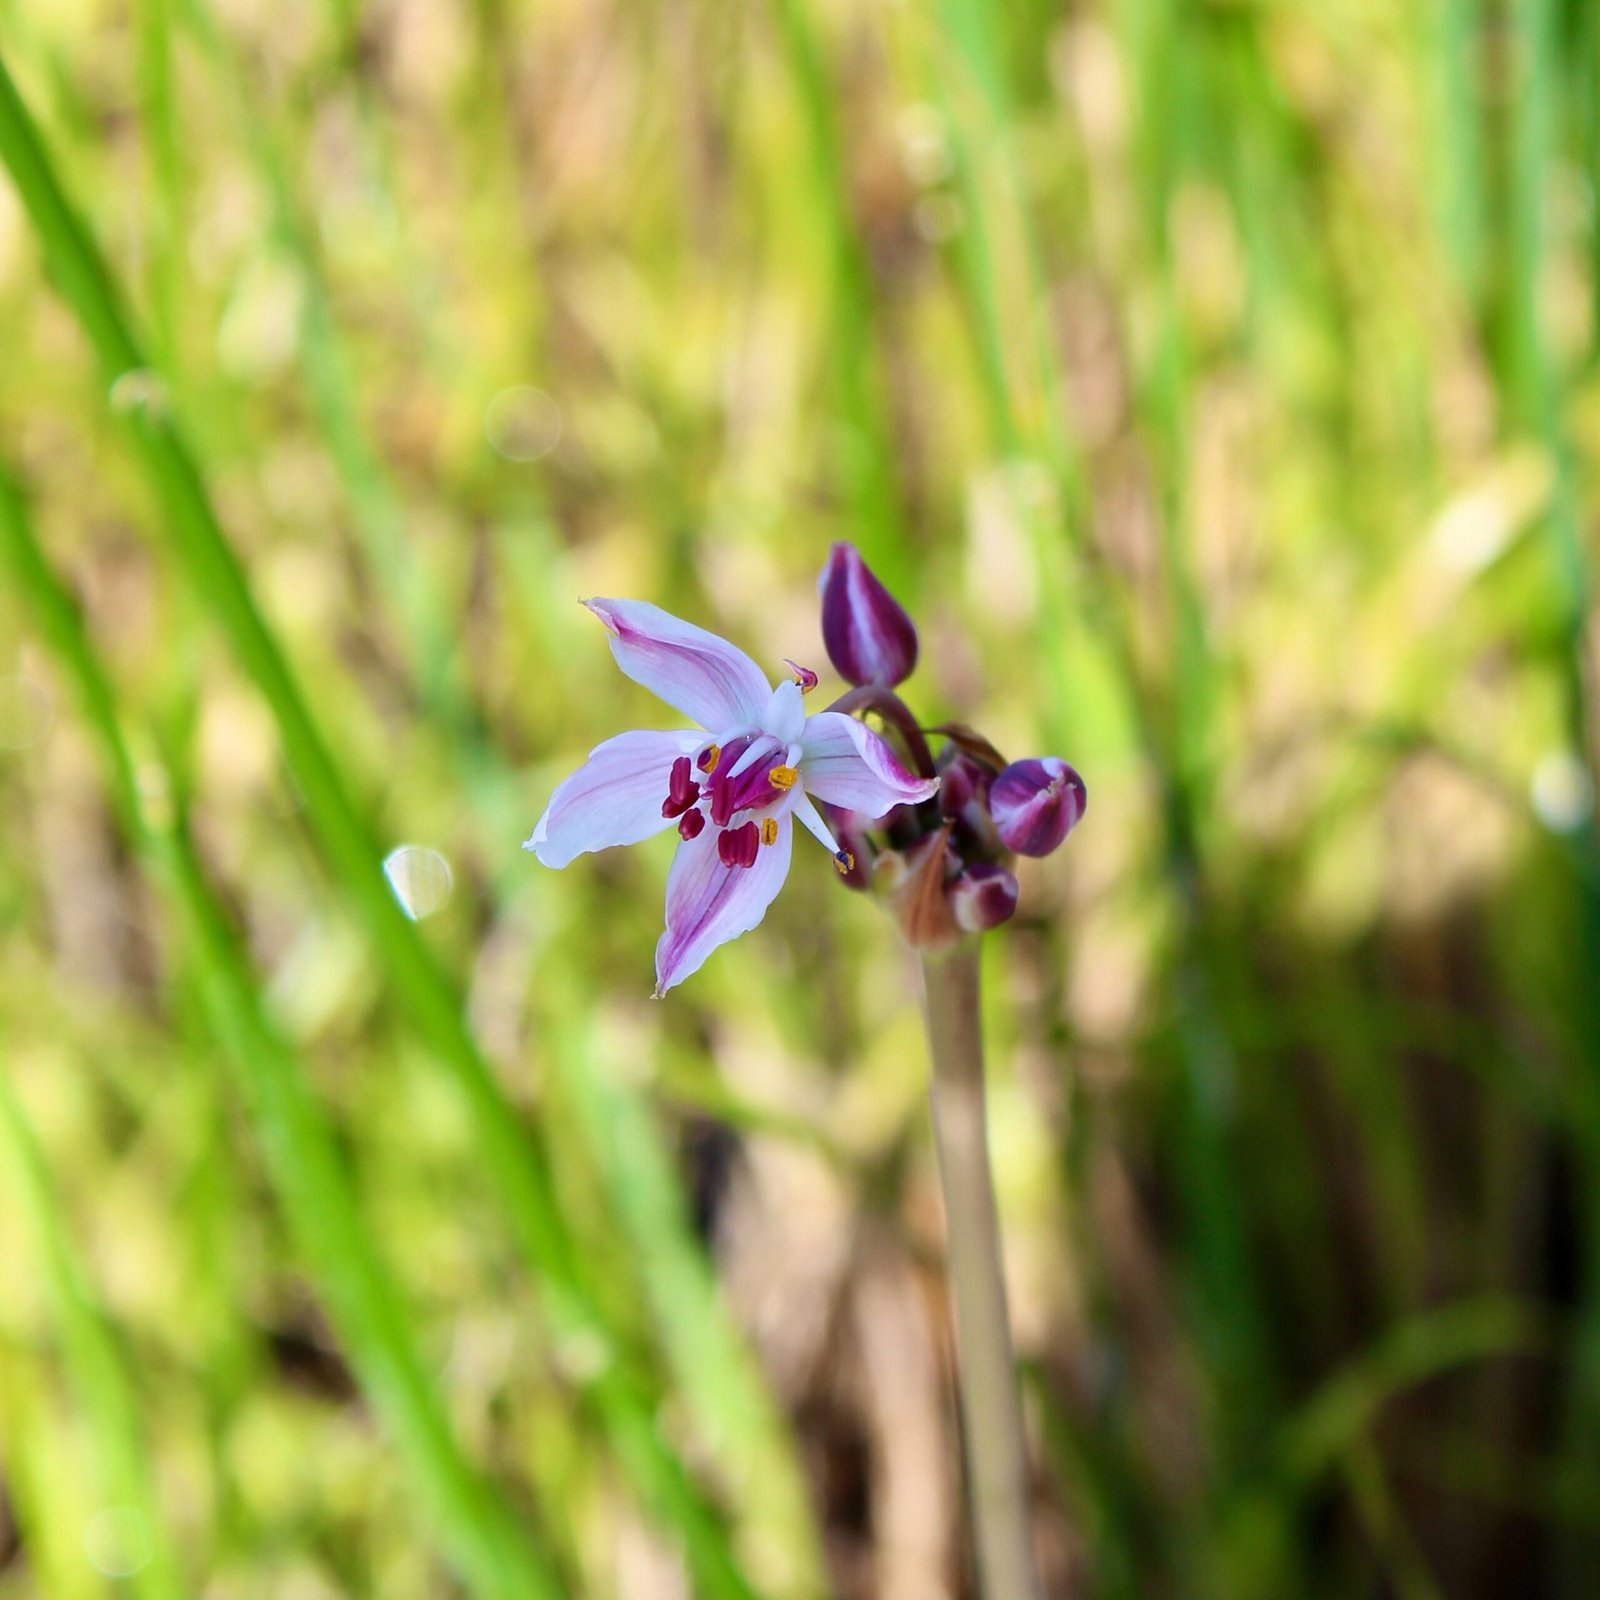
525 599 939 993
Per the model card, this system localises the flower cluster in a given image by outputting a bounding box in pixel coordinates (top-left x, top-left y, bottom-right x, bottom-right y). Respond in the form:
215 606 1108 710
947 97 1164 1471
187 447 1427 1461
525 546 1084 992
813 543 1086 947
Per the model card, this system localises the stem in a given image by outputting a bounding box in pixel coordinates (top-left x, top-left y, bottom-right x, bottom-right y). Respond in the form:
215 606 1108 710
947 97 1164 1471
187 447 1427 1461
921 942 1045 1600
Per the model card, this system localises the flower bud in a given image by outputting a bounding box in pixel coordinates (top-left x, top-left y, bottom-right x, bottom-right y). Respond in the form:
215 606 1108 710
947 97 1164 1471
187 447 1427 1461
936 746 1003 859
936 749 991 819
990 757 1086 857
818 542 919 688
950 863 1019 932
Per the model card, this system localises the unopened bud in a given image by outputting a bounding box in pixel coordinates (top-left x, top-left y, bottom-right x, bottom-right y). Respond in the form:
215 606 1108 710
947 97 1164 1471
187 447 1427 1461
990 757 1086 857
937 748 993 820
818 542 919 688
950 863 1020 932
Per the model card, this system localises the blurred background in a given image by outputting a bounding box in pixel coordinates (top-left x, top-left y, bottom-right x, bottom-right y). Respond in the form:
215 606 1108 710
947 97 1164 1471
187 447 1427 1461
2 0 1599 1596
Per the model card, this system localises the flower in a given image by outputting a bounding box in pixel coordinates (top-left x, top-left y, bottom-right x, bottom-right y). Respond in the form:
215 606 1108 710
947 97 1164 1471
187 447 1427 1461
990 758 1087 857
818 542 919 688
525 599 939 993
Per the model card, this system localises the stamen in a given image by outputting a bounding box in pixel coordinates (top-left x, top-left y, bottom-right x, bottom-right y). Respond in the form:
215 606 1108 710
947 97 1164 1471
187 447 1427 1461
661 755 701 818
697 742 721 774
760 817 779 846
833 849 855 876
678 809 706 841
767 764 799 791
717 821 760 869
783 659 819 695
792 793 842 856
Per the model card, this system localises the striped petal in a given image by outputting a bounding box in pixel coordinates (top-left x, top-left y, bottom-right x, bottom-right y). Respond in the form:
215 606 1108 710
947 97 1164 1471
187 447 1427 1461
585 598 772 731
654 814 793 993
799 712 938 818
525 729 701 868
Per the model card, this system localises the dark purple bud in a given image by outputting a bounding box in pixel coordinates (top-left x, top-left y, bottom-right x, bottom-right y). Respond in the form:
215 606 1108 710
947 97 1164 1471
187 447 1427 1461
934 745 1002 857
937 749 993 821
818 542 918 688
990 758 1086 857
950 863 1019 932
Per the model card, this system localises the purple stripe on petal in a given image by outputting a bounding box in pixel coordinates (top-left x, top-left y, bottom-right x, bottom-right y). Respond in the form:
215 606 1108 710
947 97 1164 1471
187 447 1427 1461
990 757 1086 857
799 712 939 818
525 729 702 868
654 815 793 993
585 598 772 731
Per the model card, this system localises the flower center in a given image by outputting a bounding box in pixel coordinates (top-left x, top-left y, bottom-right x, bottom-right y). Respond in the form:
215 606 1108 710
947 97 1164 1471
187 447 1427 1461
665 735 798 868
704 734 792 826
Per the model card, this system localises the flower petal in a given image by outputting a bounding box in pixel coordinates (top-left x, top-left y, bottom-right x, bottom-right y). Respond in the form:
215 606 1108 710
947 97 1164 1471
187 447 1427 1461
525 729 701 868
654 815 793 993
585 599 772 731
799 712 939 818
762 679 806 745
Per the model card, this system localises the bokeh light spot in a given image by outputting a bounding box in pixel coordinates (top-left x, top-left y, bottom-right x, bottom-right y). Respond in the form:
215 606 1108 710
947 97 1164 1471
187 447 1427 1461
83 1507 151 1578
383 845 453 920
108 368 170 418
485 385 563 462
1531 751 1594 835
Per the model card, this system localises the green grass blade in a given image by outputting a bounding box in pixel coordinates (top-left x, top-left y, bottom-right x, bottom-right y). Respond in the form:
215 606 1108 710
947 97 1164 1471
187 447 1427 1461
1278 1297 1550 1487
0 52 763 1598
0 1065 184 1600
0 462 566 1600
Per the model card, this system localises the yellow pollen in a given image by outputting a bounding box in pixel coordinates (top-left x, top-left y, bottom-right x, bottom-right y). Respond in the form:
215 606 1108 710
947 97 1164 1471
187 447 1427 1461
768 764 799 791
760 817 779 846
833 850 855 876
700 742 721 773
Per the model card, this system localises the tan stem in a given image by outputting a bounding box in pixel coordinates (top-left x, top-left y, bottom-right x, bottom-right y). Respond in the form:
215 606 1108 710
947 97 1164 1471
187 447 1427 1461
920 942 1045 1600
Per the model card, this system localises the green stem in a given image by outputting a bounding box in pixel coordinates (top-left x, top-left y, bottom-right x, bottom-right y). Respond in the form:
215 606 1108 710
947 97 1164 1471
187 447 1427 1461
920 943 1044 1600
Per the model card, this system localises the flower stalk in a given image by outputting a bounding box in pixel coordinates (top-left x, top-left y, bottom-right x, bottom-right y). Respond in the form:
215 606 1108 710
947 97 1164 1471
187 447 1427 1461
524 544 1082 1591
921 941 1044 1600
